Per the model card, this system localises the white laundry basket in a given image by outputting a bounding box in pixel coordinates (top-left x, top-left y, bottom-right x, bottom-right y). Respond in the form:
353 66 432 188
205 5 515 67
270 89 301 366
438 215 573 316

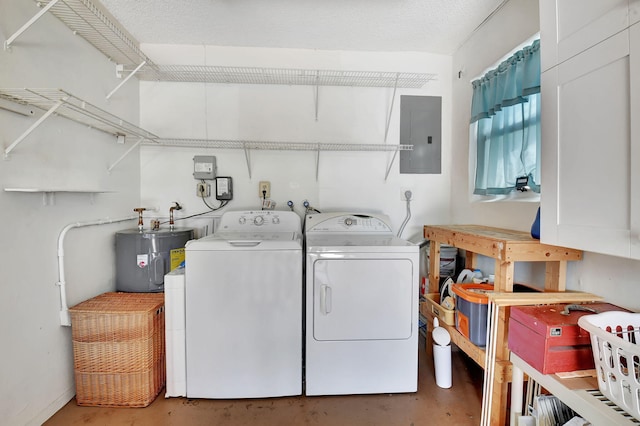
578 311 640 420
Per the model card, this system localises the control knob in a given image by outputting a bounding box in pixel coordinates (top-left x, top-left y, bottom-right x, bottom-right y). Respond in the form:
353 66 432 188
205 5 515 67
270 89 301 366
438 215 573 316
254 215 265 226
272 216 280 224
344 218 354 226
238 217 246 224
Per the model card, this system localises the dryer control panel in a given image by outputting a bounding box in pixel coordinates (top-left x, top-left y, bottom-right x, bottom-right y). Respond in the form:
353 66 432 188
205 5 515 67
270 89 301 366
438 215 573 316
305 213 393 234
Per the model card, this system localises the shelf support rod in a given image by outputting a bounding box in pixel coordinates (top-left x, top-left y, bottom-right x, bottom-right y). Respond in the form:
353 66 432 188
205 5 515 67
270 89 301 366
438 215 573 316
243 143 252 178
315 145 321 181
382 74 400 181
107 137 144 172
384 149 399 181
384 73 399 143
4 0 62 50
106 61 146 100
314 71 320 121
4 100 63 158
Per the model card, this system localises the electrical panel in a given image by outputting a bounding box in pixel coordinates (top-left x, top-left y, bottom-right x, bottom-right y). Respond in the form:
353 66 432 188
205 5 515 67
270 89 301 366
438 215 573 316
399 95 442 174
193 155 216 180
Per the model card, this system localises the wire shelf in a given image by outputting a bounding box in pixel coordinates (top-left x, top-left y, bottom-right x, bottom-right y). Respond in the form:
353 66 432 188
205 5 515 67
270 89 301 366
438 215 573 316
33 1 436 89
143 138 413 152
138 65 436 88
36 0 154 67
0 88 158 139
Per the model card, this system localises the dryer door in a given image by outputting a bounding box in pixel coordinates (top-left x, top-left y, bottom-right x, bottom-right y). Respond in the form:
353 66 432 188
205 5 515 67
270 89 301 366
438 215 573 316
312 257 413 341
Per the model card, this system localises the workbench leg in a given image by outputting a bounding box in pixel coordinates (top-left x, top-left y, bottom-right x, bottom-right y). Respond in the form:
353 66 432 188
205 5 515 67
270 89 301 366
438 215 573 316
544 261 566 291
490 381 509 425
427 240 441 293
494 260 515 292
492 305 510 425
465 250 477 270
510 364 524 426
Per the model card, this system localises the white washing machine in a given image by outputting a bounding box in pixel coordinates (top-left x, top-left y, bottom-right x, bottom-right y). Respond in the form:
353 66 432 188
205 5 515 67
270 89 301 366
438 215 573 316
304 212 419 395
185 210 303 398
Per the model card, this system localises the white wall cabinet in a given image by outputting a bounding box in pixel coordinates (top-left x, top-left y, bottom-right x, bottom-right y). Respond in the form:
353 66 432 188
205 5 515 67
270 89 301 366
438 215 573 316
539 0 629 72
540 4 640 258
632 0 640 26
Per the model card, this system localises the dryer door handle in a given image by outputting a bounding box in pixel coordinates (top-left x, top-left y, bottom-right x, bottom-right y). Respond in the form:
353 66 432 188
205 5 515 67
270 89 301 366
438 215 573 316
320 285 332 314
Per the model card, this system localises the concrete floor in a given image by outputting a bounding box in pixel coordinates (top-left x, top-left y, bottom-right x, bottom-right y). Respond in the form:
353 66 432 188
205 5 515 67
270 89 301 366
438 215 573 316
45 337 484 426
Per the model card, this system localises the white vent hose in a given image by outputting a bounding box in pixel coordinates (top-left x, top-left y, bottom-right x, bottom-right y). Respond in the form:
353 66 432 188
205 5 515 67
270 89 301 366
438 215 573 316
57 215 136 326
397 190 412 238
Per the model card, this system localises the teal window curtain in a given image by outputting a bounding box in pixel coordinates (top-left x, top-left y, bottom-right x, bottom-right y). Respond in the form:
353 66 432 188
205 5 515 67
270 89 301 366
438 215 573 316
470 39 541 195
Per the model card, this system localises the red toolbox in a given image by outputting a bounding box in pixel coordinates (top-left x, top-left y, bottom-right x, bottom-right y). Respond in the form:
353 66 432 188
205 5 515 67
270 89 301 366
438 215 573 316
508 302 626 374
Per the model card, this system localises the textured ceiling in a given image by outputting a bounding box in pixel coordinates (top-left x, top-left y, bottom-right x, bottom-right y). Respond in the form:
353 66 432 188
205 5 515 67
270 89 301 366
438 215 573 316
98 0 507 55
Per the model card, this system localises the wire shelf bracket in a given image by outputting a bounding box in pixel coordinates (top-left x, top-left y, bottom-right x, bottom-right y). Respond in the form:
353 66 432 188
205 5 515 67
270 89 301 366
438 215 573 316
243 143 252 179
382 75 400 181
106 60 146 100
107 136 144 172
4 100 63 158
4 0 62 50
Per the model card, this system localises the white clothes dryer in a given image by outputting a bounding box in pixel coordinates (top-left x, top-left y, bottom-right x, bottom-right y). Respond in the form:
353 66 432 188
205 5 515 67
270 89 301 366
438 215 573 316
304 212 419 396
185 210 303 398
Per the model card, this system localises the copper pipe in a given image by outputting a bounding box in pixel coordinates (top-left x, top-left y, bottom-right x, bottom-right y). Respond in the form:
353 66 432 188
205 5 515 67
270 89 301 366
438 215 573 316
169 202 182 230
133 207 146 231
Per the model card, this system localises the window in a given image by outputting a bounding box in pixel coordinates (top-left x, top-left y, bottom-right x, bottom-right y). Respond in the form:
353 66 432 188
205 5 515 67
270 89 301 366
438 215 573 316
470 39 540 199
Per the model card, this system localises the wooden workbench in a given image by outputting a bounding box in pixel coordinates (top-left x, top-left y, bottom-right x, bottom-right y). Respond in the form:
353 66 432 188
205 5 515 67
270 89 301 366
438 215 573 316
423 225 589 426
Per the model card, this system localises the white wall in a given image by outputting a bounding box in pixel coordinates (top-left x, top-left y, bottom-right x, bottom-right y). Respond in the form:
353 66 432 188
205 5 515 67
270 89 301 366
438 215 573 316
0 2 141 424
450 0 640 311
451 0 540 229
138 45 453 239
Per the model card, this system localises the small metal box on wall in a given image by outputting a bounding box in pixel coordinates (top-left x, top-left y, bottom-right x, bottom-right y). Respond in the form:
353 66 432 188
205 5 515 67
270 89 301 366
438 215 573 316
399 95 442 174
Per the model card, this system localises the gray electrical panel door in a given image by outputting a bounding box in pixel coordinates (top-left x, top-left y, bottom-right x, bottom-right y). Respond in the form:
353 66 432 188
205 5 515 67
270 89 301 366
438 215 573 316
399 95 442 174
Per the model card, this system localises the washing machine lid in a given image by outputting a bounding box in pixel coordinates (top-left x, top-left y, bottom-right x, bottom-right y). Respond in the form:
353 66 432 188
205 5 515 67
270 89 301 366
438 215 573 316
305 234 417 253
187 231 302 251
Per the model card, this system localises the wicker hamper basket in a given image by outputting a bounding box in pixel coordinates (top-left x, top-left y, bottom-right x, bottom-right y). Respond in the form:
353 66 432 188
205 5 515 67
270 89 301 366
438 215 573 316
69 292 165 407
578 311 640 421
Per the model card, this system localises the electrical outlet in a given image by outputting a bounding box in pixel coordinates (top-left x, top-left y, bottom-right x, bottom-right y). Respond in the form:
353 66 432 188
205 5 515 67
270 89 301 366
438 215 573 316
401 188 413 201
259 181 271 198
197 182 210 197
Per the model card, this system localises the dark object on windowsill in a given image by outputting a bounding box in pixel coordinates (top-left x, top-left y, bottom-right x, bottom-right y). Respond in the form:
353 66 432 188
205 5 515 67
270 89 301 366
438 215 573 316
515 176 529 192
531 207 541 239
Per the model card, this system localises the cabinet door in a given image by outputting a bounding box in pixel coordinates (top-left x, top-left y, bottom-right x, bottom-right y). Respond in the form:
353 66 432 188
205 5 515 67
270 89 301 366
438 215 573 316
541 30 634 258
540 0 629 72
631 22 640 258
632 0 640 26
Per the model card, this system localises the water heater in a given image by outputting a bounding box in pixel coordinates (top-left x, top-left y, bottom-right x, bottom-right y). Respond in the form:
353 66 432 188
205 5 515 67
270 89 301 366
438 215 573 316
116 228 194 292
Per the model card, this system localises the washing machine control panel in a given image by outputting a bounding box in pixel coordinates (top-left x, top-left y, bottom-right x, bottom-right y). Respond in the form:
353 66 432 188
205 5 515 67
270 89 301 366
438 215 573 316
218 210 301 232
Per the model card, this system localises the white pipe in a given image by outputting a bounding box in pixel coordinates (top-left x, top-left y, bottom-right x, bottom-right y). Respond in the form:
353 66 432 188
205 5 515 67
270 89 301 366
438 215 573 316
56 215 136 326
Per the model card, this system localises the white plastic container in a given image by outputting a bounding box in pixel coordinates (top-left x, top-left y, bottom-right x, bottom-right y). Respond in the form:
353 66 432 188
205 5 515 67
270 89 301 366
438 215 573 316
578 311 640 420
432 317 452 389
164 266 186 398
